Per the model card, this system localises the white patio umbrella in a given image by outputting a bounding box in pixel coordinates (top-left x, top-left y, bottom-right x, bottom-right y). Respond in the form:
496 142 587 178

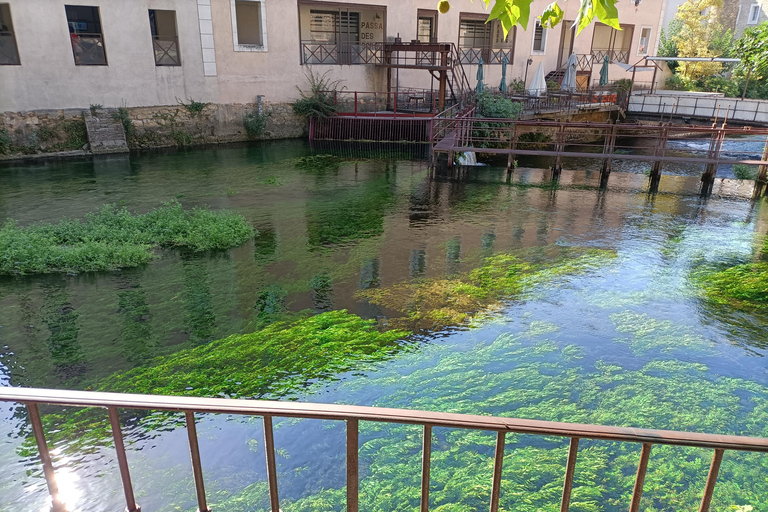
527 62 547 96
561 53 578 92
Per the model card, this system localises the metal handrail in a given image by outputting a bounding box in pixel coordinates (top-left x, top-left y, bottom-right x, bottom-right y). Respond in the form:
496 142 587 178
3 386 767 512
457 45 514 65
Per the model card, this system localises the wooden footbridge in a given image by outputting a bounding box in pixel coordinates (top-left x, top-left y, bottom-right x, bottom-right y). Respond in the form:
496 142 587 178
431 110 768 197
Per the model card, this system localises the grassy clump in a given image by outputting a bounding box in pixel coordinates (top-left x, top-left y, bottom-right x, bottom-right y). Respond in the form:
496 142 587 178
0 201 254 276
359 247 616 330
697 262 768 311
733 164 759 180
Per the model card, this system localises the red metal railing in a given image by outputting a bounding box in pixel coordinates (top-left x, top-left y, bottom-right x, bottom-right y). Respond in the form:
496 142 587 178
2 387 768 512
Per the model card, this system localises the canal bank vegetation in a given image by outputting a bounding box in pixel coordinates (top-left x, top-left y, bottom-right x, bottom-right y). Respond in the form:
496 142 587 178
0 201 254 276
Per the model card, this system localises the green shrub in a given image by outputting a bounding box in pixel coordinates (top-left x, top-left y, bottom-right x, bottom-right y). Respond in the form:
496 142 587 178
476 91 523 119
509 78 525 93
171 129 193 147
243 110 269 137
112 107 135 138
0 201 254 276
615 78 633 92
292 69 344 119
546 80 560 91
60 119 88 150
178 98 208 116
0 129 11 155
89 104 102 116
733 164 758 180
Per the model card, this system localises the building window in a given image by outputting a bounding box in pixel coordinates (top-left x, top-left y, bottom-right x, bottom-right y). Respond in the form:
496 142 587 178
0 3 20 65
458 14 515 64
748 3 761 23
299 4 384 65
65 5 107 65
231 0 268 51
417 10 437 43
532 20 547 53
149 10 181 66
637 26 651 55
591 22 633 64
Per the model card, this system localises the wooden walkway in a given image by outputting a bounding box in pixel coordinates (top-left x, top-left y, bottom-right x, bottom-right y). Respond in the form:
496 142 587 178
431 117 768 196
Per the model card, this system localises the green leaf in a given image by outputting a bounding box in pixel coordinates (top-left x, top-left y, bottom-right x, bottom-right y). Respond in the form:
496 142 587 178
594 0 621 29
539 2 564 28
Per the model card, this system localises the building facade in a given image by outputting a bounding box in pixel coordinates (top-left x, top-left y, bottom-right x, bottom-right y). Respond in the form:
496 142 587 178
720 0 767 37
1 0 667 112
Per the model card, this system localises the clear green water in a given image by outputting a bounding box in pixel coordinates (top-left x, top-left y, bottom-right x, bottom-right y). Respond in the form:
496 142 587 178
1 140 768 512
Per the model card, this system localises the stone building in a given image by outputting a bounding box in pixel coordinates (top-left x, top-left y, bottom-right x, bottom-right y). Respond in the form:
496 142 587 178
1 0 669 113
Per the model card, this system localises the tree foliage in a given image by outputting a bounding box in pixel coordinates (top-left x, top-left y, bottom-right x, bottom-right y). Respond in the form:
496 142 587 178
671 0 731 78
734 22 768 80
438 0 620 35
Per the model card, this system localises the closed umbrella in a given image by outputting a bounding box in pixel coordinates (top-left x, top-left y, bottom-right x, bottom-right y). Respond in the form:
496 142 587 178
599 55 610 86
476 58 484 94
499 56 508 93
527 62 547 97
561 53 578 92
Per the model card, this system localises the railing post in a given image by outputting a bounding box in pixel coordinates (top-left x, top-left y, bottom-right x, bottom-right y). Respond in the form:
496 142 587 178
263 415 280 512
354 92 358 116
108 407 141 512
560 437 580 512
489 431 506 512
629 443 652 512
27 403 67 512
185 412 211 512
698 449 724 512
347 419 359 512
421 425 432 512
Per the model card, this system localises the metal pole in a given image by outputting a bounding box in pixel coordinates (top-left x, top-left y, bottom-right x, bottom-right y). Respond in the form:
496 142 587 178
185 412 211 512
108 407 140 512
27 403 67 512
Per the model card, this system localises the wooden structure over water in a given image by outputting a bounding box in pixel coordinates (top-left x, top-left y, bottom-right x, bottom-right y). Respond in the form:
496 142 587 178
431 113 768 197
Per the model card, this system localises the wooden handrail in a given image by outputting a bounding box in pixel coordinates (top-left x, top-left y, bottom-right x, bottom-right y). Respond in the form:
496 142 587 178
3 386 767 512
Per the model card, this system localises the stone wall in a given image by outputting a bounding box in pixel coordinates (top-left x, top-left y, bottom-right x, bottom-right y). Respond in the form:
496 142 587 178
0 102 306 160
125 102 304 149
0 109 89 157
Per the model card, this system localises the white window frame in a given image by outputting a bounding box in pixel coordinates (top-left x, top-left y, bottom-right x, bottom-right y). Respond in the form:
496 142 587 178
231 0 268 51
637 25 651 56
531 20 547 54
747 3 760 24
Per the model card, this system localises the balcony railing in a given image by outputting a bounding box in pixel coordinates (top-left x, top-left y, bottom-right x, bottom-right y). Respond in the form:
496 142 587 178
70 33 107 66
0 31 20 65
458 45 514 65
300 41 383 65
3 386 768 512
591 48 629 64
152 35 181 66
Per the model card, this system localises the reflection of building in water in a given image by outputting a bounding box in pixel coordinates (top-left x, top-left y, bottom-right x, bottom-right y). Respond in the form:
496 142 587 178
359 258 381 290
410 249 427 278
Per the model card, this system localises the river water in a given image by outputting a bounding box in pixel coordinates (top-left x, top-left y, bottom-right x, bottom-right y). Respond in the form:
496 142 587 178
1 140 768 512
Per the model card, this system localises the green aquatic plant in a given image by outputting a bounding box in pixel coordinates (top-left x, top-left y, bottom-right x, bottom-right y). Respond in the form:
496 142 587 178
295 154 343 171
359 247 616 330
211 320 768 512
0 201 254 276
696 262 768 311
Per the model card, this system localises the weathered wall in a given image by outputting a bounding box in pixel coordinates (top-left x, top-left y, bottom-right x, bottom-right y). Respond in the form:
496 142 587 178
0 102 304 159
0 0 219 112
0 109 89 157
124 102 303 148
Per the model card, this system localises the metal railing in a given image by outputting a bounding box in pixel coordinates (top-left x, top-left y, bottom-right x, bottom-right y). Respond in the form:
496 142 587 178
322 89 439 117
0 30 20 65
592 48 629 64
2 386 768 512
300 41 383 65
627 94 768 125
70 33 107 66
493 86 621 114
152 35 181 66
458 45 514 65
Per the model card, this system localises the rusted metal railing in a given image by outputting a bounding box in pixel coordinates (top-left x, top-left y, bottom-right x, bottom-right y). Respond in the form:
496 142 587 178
322 89 439 117
628 94 768 125
3 387 768 512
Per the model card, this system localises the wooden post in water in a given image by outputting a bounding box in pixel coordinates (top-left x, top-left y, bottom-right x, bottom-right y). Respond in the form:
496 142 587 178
506 124 518 177
648 126 667 193
600 121 617 189
701 108 729 196
552 120 565 180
